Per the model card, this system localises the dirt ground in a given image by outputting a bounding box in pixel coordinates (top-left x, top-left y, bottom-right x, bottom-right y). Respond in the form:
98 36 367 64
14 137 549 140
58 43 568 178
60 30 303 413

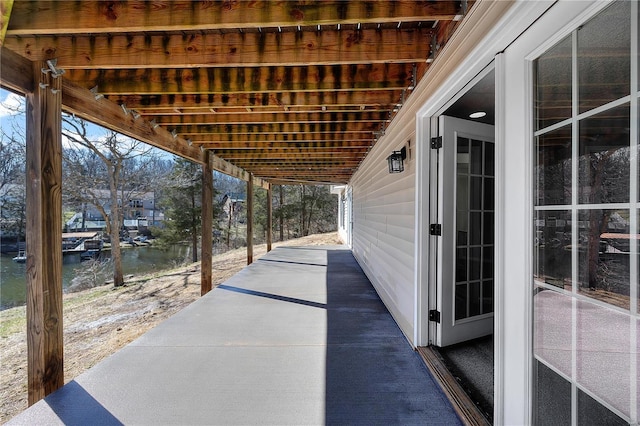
0 232 342 423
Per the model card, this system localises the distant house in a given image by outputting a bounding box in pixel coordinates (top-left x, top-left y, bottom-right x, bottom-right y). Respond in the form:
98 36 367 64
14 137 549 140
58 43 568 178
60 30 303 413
65 190 164 231
220 192 245 222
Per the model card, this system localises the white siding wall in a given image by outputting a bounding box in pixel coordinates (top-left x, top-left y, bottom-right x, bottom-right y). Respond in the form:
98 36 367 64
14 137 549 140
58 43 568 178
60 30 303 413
350 113 418 342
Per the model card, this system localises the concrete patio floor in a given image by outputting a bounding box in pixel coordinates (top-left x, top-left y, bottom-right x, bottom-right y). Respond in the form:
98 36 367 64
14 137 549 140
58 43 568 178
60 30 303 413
9 246 461 425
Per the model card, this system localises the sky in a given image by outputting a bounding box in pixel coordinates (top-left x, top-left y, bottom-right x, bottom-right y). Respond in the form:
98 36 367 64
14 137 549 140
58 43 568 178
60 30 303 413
0 88 173 157
0 88 239 182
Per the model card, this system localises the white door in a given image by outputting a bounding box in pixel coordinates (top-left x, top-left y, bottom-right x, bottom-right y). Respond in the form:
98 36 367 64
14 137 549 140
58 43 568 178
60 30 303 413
432 115 495 347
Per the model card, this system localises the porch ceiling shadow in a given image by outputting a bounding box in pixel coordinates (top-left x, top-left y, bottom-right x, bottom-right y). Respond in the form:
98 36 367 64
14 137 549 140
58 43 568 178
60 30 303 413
0 0 469 185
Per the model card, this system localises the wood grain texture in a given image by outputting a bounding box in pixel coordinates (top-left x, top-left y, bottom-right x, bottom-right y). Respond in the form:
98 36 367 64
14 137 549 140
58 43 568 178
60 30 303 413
1 0 473 185
6 28 431 68
266 184 272 252
246 177 254 265
201 152 213 295
25 61 64 405
60 64 414 94
6 1 460 34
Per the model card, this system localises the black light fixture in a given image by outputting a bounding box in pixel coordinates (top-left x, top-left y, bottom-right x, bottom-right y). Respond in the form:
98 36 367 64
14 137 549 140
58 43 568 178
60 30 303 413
387 146 407 173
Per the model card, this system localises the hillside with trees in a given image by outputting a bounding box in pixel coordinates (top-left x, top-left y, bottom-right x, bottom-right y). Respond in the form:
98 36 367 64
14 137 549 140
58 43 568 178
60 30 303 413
0 103 339 265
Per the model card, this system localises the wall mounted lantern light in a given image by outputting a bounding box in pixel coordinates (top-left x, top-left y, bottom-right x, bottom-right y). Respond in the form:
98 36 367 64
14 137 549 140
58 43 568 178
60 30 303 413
387 146 407 173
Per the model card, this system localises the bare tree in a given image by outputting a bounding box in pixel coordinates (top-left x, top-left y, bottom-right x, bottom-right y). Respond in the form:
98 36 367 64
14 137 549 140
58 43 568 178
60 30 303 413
0 133 26 241
0 94 28 243
62 116 161 287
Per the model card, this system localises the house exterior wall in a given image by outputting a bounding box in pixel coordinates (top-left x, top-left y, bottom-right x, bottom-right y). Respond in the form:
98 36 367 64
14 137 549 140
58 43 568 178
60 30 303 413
349 117 417 340
343 1 638 424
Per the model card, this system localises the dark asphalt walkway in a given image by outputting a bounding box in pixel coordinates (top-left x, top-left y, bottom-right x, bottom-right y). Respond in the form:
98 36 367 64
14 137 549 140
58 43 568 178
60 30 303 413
9 246 461 425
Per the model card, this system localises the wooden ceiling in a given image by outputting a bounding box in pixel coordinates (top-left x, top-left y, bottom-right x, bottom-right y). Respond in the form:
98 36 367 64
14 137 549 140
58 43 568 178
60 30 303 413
1 0 469 184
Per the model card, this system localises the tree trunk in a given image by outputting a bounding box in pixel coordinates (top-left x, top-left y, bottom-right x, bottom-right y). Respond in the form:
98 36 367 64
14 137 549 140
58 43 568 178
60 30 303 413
109 163 125 287
191 190 198 263
227 203 233 248
306 187 317 235
109 211 124 286
279 186 284 242
300 185 307 236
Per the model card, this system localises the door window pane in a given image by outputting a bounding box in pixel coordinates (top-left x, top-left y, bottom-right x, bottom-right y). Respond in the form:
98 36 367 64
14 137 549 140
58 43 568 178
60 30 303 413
481 280 493 314
469 282 481 317
471 139 483 174
578 104 630 204
535 35 572 130
576 301 631 419
578 1 631 113
577 389 628 426
536 125 572 206
483 212 494 245
534 290 573 378
577 209 631 310
534 361 572 425
455 137 495 320
534 211 572 289
455 284 467 320
456 248 467 283
533 3 636 424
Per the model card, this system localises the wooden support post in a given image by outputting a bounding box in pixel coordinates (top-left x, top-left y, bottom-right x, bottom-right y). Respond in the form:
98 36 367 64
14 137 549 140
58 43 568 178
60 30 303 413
201 151 213 295
266 184 273 252
25 61 64 405
246 177 253 265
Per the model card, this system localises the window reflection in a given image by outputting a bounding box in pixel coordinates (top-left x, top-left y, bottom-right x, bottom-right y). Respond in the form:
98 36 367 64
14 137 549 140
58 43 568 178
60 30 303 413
535 35 572 130
576 301 631 421
533 2 637 423
577 210 631 310
578 104 630 204
536 126 572 206
534 211 572 289
578 1 630 113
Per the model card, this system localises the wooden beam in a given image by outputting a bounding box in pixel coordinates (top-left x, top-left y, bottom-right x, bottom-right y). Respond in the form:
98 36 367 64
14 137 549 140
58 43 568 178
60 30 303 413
270 178 348 185
215 147 369 156
107 90 403 110
6 1 460 35
155 111 387 125
0 45 33 93
58 80 265 186
139 106 390 116
172 121 380 135
198 142 374 150
191 132 374 143
25 60 64 405
209 154 269 190
201 151 213 296
59 63 414 95
61 80 206 164
0 0 13 45
233 161 363 167
251 172 354 179
5 28 431 69
246 177 253 265
266 184 272 252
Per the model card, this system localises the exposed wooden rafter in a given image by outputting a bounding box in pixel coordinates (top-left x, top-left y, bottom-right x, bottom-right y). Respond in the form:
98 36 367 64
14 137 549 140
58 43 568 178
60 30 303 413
6 1 460 35
1 0 466 185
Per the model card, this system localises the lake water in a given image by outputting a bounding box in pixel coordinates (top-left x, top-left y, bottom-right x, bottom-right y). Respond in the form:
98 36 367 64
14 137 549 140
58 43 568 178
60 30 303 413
0 245 192 310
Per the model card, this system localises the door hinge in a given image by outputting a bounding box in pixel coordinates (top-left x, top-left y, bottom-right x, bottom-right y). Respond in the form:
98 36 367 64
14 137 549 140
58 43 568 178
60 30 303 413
430 136 442 149
429 310 441 323
429 224 441 236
